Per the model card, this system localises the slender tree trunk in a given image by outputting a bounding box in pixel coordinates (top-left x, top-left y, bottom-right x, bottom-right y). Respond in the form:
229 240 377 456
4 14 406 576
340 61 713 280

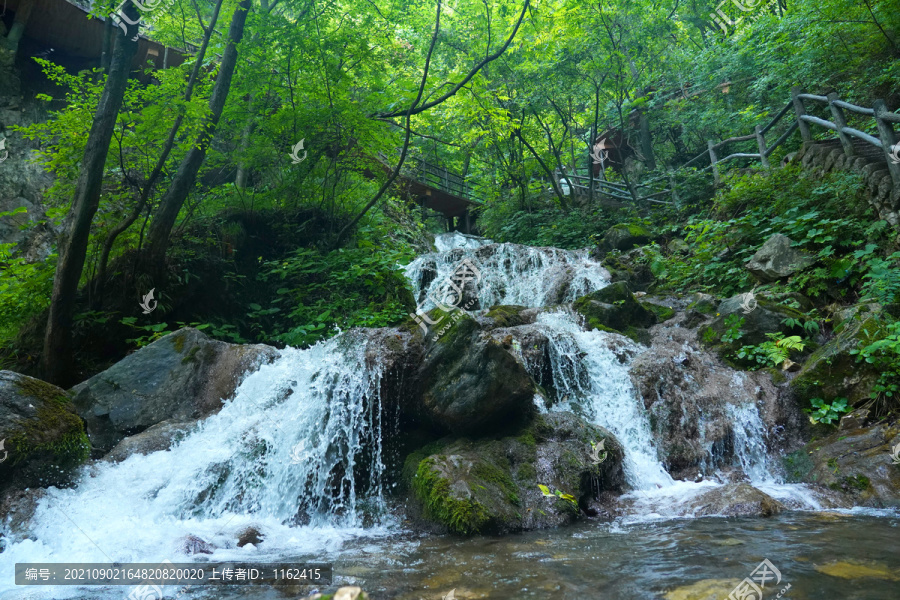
93 0 225 306
145 0 252 266
3 0 36 54
41 6 140 385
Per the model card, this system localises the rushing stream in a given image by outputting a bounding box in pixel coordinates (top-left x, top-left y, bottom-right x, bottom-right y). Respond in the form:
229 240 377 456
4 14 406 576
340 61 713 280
1 232 898 599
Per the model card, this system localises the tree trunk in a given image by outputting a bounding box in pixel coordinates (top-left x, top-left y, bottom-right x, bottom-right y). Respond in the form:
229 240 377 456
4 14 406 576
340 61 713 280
93 0 225 306
3 0 36 54
145 0 252 266
40 7 140 385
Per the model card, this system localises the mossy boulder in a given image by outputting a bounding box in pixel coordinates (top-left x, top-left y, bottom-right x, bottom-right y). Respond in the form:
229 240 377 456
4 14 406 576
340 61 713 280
0 371 90 494
699 294 808 354
598 223 652 252
485 305 531 328
70 328 277 454
406 412 625 535
641 301 675 323
572 282 657 343
786 423 900 508
600 247 655 292
416 314 537 436
789 304 886 405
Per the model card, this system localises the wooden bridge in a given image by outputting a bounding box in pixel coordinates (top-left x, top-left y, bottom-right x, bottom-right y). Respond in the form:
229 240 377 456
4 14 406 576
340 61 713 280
384 156 484 232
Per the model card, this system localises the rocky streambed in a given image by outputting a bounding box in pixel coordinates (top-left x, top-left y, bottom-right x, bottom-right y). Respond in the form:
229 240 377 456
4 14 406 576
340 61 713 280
0 232 898 599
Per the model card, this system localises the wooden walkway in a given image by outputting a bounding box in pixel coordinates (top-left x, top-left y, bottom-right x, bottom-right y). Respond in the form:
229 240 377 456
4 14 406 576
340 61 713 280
397 157 483 219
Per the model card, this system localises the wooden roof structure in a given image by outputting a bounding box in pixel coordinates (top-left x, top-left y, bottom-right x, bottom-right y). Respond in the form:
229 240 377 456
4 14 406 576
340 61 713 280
4 0 187 70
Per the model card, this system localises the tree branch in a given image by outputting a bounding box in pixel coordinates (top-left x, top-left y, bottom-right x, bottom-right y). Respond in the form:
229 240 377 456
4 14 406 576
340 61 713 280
375 0 530 119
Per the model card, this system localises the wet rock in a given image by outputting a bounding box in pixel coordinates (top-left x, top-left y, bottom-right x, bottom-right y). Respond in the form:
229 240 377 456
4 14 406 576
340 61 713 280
178 534 215 555
786 423 900 508
485 305 533 328
700 294 807 350
102 419 196 463
333 587 368 600
789 303 886 405
630 323 805 480
744 233 814 282
573 282 657 343
405 412 625 535
0 487 46 544
236 526 264 547
663 578 743 600
0 371 90 495
598 223 652 252
416 315 537 436
686 483 785 517
814 560 900 581
71 328 278 453
600 247 656 291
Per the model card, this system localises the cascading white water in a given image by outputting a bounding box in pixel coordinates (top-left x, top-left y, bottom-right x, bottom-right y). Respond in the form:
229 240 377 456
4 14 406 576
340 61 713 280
726 401 774 485
405 237 609 310
0 334 393 598
1 232 830 598
531 311 674 490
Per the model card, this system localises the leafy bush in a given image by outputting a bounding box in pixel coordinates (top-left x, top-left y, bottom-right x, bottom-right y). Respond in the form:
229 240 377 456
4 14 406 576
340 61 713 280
257 246 415 347
805 397 851 426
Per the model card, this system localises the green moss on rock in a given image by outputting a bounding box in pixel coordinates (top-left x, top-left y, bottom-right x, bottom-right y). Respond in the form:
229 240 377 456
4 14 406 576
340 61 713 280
641 301 675 322
486 305 529 328
413 457 490 535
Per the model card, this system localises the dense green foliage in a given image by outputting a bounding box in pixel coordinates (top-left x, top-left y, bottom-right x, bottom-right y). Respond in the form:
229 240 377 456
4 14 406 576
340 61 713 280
0 0 898 389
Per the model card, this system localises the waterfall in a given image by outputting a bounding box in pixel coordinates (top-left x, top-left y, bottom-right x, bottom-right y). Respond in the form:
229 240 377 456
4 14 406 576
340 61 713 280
0 334 393 595
534 311 675 489
1 232 827 599
404 237 609 310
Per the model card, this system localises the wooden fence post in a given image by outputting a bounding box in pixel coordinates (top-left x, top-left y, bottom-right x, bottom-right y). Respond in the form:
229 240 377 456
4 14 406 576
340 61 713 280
708 140 720 185
791 86 812 142
827 92 854 158
873 100 900 188
755 125 770 168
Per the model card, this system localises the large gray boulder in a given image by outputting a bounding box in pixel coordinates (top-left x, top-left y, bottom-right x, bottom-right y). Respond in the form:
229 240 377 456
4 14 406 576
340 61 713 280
415 314 537 436
405 412 625 535
0 371 90 494
700 294 808 349
598 223 652 252
744 233 814 282
630 322 803 481
784 423 900 508
687 483 785 517
70 328 277 453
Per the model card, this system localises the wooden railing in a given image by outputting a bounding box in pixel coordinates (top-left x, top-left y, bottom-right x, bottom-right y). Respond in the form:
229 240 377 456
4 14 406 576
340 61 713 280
554 169 676 205
677 87 900 188
404 156 485 204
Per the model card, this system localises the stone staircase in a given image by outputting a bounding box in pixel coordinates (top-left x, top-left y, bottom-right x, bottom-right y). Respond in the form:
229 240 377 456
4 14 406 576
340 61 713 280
796 137 900 227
